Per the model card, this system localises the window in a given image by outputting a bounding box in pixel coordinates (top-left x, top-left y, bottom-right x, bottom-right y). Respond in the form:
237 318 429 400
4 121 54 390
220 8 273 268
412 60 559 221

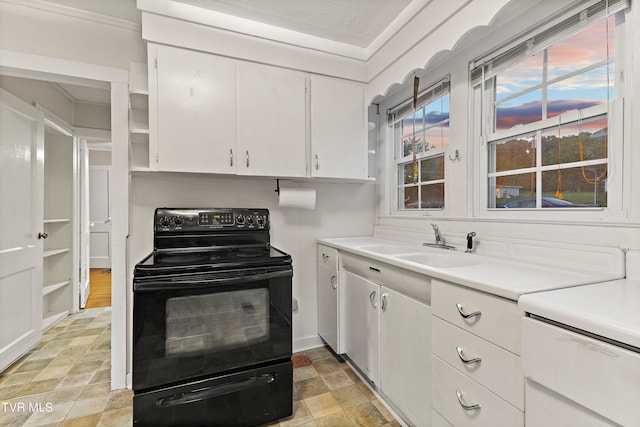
472 0 627 210
389 79 450 210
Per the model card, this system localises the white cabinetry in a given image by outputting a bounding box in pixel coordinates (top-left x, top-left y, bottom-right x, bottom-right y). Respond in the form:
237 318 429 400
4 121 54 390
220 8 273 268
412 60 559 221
344 270 380 384
342 253 431 426
522 317 639 427
379 286 431 427
146 43 369 179
317 245 342 353
42 128 75 330
309 76 367 179
236 63 307 177
431 280 524 427
148 43 236 173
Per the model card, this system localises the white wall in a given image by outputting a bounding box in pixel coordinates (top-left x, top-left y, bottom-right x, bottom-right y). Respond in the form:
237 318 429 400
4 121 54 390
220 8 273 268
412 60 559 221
129 173 376 353
0 2 145 71
373 0 640 253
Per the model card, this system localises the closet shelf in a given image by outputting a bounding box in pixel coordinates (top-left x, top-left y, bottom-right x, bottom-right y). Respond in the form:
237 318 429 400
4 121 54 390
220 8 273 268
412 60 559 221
43 248 70 258
43 280 71 296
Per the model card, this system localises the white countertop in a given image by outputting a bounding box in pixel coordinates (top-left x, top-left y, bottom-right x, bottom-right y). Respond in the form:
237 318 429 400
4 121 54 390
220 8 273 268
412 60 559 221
518 279 640 349
318 236 624 301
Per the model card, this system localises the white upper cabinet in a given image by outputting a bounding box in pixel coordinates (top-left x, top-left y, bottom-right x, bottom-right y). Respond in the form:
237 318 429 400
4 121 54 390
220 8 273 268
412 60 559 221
236 63 307 177
149 43 236 174
310 76 367 180
147 43 368 179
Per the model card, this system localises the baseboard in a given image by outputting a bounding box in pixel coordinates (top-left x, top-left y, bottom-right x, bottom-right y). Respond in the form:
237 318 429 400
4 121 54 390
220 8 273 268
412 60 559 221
293 334 324 353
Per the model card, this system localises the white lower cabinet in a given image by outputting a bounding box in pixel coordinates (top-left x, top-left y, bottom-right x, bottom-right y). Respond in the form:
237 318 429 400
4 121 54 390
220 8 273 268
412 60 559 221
317 245 341 353
344 270 380 384
431 280 524 427
379 286 431 427
342 255 431 427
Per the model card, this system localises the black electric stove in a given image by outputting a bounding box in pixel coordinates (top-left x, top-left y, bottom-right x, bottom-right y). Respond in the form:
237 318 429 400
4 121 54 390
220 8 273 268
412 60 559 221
133 208 293 426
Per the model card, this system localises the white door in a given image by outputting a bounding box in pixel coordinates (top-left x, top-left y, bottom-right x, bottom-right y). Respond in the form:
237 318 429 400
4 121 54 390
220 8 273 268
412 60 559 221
317 263 338 352
151 43 237 173
78 141 91 308
236 63 307 177
89 165 111 269
310 76 367 179
0 88 44 372
344 270 380 384
379 286 431 427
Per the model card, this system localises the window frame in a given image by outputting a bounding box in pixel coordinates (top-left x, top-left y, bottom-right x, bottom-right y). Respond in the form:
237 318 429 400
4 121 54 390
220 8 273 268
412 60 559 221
389 78 450 213
471 4 628 221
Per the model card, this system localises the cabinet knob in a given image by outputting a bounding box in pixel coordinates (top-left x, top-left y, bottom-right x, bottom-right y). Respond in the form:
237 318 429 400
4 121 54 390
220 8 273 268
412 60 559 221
38 232 48 239
381 293 388 312
330 275 337 289
456 303 481 319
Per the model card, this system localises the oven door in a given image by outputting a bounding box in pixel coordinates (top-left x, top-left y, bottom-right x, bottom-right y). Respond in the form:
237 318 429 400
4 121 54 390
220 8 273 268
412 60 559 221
133 266 292 392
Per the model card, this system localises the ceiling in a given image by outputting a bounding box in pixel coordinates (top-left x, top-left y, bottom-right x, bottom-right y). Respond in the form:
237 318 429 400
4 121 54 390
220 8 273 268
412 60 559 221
30 0 415 104
172 0 412 47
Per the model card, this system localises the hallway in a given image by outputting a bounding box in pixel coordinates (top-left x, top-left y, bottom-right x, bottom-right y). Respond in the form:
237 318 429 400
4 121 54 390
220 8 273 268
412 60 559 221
0 307 131 426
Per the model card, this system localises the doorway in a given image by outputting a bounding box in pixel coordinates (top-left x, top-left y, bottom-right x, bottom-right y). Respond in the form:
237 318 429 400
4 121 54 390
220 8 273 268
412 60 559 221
0 58 128 389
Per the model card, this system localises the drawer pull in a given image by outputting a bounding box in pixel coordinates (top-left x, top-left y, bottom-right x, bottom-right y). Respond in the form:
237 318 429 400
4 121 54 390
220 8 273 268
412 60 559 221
322 253 329 262
369 266 381 273
456 389 481 411
381 293 388 312
369 291 377 307
456 346 482 364
330 275 337 289
456 303 481 319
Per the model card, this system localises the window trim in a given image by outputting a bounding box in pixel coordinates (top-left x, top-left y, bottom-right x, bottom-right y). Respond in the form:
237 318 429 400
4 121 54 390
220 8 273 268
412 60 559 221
390 78 450 213
470 3 628 220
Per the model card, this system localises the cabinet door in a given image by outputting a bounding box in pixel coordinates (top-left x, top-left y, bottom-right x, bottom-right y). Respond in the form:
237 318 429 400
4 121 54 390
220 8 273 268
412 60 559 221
236 63 307 177
310 76 367 179
380 286 431 427
317 263 338 353
150 44 236 173
344 271 379 384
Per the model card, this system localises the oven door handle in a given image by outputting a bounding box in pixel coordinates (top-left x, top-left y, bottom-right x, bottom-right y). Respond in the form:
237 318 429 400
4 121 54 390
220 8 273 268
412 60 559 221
155 373 275 408
134 268 292 291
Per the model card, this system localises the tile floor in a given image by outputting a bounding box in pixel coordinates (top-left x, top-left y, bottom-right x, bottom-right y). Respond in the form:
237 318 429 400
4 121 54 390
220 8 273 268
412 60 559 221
0 308 402 427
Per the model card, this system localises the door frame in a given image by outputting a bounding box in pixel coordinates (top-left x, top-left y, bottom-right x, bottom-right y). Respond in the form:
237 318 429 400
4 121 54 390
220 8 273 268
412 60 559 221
0 49 129 389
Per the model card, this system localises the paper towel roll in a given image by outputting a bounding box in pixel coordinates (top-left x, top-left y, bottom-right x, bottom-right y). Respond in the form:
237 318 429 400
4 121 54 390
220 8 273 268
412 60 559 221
278 188 316 209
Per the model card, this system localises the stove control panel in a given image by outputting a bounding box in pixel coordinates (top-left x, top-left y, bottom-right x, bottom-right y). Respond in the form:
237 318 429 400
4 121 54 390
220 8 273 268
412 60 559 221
154 208 269 232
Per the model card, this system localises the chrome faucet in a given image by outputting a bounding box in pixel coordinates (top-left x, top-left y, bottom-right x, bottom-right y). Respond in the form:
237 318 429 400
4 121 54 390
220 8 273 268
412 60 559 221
432 224 443 246
423 224 456 250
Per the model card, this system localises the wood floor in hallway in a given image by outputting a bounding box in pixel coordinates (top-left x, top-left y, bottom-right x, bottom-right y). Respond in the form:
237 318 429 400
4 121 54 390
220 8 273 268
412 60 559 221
85 269 111 309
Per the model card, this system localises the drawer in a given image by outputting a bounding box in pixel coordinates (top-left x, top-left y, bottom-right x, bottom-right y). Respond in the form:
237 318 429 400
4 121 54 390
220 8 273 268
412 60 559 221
432 317 524 410
432 280 521 355
317 244 338 270
431 355 524 427
522 317 640 427
341 252 430 305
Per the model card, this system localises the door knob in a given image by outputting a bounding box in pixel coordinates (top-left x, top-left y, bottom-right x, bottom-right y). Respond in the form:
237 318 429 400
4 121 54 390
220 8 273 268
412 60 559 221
38 232 48 239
